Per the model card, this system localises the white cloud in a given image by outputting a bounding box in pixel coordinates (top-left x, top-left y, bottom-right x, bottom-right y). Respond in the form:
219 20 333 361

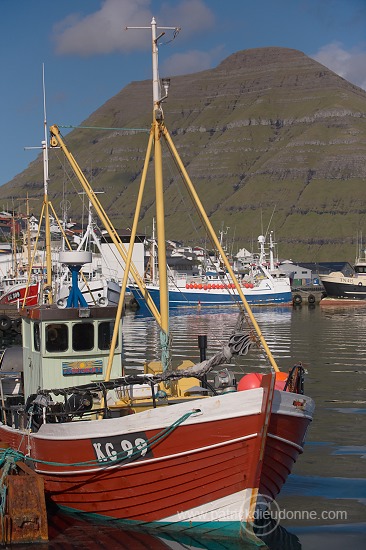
312 42 366 91
159 0 215 34
53 0 215 56
53 0 152 55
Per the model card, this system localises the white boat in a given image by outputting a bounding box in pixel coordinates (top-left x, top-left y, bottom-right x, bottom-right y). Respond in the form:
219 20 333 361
320 242 366 303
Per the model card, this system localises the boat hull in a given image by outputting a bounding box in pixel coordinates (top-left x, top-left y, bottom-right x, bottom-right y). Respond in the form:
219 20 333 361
0 281 39 306
0 384 313 538
320 273 366 301
129 284 292 309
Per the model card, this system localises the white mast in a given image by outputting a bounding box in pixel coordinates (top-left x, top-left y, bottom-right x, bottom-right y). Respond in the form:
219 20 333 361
42 64 52 300
126 18 179 371
269 231 275 271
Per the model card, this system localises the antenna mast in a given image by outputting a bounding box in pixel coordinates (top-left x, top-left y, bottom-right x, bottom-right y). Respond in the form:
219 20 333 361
42 64 52 300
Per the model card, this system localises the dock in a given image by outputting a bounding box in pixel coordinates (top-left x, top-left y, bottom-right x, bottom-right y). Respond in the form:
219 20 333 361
292 287 324 305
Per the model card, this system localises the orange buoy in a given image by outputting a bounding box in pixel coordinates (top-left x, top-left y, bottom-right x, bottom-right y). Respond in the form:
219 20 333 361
238 371 288 391
237 373 263 390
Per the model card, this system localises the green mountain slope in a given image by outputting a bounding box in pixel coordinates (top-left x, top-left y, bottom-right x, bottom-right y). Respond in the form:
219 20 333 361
1 47 366 262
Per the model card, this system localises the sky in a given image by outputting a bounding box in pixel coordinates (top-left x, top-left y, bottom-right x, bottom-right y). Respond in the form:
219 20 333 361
1 0 366 189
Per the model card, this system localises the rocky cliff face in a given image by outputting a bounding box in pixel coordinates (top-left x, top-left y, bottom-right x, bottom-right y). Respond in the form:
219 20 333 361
2 47 366 261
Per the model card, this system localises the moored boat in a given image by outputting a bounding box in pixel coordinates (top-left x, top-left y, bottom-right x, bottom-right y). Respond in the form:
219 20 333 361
320 245 366 303
129 270 292 309
130 233 292 309
0 276 40 307
0 18 314 543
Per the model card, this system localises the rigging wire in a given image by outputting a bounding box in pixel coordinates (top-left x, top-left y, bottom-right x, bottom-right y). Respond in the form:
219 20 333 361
58 125 149 132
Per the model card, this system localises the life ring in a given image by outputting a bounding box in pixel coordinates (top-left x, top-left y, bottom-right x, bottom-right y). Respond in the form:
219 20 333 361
56 298 67 309
293 294 302 305
307 294 316 304
0 315 12 332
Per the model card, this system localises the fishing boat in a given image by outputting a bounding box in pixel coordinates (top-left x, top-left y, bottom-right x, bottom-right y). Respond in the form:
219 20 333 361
0 208 43 307
0 19 314 543
130 233 292 309
0 276 40 307
320 243 366 304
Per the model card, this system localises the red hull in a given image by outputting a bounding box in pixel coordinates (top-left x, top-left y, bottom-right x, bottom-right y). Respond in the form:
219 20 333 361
0 282 39 306
0 382 314 525
2 414 262 520
260 413 310 499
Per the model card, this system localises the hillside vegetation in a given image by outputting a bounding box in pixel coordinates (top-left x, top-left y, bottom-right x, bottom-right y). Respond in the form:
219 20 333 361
1 47 366 262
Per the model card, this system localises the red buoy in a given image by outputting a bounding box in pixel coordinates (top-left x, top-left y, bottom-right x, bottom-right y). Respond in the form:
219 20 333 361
237 373 263 391
238 371 288 391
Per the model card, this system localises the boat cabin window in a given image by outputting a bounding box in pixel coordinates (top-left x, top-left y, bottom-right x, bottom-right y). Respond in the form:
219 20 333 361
72 322 94 351
46 324 68 352
98 321 118 350
34 323 40 351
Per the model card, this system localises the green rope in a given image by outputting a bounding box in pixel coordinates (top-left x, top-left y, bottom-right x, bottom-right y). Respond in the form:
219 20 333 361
0 410 197 469
58 125 149 132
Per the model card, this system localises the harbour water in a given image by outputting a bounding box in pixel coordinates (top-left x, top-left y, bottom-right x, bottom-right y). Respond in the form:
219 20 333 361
3 303 365 549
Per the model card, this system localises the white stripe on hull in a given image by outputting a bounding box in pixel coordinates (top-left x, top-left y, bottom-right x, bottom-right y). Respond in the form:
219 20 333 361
161 488 254 524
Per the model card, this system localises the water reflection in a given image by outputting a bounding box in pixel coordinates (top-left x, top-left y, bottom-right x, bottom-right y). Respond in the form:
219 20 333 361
42 507 302 550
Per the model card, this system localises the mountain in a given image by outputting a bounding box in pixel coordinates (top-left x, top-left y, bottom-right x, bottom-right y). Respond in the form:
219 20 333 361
1 47 366 262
